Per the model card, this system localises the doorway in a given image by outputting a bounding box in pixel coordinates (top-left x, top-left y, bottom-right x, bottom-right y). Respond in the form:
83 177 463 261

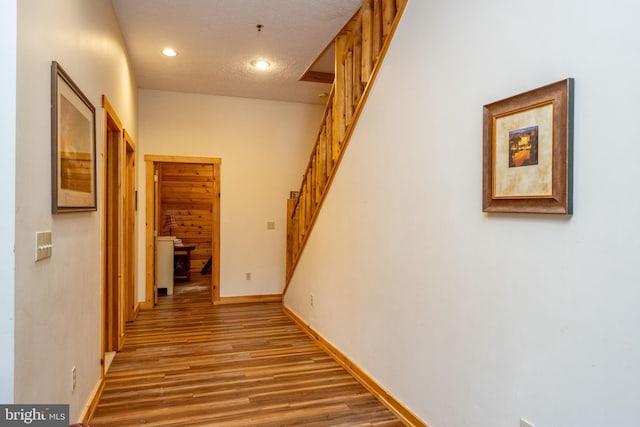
123 130 137 321
101 97 136 362
143 155 221 306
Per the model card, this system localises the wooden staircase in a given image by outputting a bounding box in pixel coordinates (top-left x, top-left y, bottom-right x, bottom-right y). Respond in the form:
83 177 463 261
285 0 407 289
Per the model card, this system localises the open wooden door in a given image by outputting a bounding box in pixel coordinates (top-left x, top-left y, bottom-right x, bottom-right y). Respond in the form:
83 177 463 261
144 155 221 306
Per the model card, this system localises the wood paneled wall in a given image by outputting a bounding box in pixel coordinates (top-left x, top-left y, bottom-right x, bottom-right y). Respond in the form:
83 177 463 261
158 163 213 274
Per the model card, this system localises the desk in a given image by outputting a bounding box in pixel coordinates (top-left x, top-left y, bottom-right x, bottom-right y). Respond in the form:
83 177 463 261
173 245 196 282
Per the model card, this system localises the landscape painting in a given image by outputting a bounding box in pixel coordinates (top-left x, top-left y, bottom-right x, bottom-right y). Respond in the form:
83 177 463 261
508 125 539 168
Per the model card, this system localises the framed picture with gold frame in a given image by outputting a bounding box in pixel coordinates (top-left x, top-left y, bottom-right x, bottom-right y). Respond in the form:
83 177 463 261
51 61 97 213
483 78 574 214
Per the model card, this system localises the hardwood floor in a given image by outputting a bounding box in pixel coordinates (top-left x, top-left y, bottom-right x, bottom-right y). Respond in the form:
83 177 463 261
91 279 403 426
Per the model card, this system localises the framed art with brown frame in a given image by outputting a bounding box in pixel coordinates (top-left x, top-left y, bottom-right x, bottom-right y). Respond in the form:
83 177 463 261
482 78 574 214
51 61 97 213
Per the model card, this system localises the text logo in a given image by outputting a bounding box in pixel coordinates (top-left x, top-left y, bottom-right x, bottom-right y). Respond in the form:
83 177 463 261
0 405 68 426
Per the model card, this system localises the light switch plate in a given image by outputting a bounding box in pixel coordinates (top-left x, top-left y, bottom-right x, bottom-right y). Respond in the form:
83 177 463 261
35 231 52 261
267 221 276 230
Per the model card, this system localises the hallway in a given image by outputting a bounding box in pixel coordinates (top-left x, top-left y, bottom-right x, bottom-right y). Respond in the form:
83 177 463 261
90 279 403 426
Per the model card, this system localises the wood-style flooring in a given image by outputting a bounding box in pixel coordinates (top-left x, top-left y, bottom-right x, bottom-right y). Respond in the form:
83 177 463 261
90 279 403 426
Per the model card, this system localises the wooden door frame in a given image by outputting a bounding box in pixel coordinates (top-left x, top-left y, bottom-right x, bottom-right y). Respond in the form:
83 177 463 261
142 155 221 306
100 96 130 369
123 130 137 321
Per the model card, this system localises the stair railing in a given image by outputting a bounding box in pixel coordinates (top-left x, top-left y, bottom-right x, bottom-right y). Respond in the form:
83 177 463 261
286 0 407 288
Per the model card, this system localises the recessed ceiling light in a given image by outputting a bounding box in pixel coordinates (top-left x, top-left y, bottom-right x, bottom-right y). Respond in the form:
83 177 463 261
162 48 177 57
251 60 271 70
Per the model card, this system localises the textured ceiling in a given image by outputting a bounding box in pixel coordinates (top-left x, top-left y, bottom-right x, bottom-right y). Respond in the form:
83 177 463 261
111 0 361 105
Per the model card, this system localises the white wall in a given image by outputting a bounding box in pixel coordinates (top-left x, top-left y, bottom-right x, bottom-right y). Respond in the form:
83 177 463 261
285 0 640 426
138 90 322 298
0 0 17 404
15 0 137 421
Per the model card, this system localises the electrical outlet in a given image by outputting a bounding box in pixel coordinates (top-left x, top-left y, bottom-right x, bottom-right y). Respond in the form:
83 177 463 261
267 221 276 230
71 366 77 392
310 294 314 308
245 272 251 280
520 418 535 427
